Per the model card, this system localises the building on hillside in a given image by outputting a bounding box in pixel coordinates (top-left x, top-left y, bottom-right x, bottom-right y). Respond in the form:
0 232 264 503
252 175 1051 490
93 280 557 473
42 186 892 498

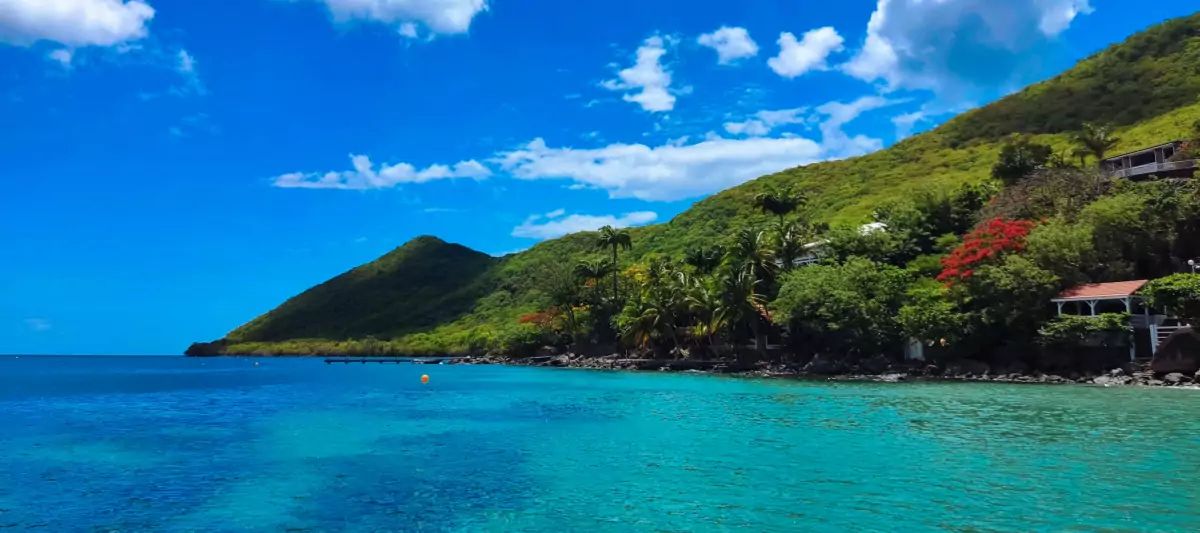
794 222 887 267
1051 279 1190 361
1101 140 1196 180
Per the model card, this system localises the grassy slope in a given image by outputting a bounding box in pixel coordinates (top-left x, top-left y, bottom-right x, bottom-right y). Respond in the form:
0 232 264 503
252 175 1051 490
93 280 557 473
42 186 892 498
212 12 1200 355
225 236 499 342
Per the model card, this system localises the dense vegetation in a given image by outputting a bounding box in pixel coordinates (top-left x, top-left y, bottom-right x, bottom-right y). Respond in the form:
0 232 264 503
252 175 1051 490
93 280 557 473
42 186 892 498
191 12 1200 367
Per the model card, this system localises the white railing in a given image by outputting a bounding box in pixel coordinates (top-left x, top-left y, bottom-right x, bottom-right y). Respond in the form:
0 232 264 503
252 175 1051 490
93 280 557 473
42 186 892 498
1107 159 1196 179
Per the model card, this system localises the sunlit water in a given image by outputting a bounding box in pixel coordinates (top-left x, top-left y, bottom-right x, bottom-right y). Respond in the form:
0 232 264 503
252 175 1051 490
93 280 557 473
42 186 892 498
1 356 1199 531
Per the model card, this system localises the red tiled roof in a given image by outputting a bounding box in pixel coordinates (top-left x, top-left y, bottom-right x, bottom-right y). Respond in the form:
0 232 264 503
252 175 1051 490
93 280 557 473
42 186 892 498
1054 280 1148 300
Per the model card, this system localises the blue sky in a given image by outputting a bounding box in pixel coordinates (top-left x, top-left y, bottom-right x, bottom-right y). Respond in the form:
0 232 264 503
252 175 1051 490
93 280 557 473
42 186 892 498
1 0 1195 355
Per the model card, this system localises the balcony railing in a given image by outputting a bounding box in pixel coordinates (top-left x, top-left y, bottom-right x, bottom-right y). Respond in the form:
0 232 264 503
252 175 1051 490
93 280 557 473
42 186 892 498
1106 159 1197 179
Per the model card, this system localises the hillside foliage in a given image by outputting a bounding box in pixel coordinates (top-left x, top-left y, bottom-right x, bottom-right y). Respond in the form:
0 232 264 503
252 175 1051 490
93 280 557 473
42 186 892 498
195 12 1200 360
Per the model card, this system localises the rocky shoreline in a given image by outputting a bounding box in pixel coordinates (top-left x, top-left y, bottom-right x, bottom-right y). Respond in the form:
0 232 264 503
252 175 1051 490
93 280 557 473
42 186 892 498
456 353 1200 388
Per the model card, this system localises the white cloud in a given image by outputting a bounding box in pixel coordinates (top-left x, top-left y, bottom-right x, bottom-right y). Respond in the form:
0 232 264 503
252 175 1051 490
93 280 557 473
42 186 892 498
697 26 758 64
313 0 487 38
723 106 808 137
891 110 925 139
24 318 51 332
499 136 822 202
47 48 73 67
767 27 844 79
842 0 1093 94
0 0 154 48
170 49 206 96
274 154 491 190
814 95 900 157
602 35 675 113
512 210 658 240
499 94 895 202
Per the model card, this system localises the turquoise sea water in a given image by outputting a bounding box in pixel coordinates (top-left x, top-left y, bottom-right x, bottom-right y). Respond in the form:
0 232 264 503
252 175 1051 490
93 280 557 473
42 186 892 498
2 357 1199 531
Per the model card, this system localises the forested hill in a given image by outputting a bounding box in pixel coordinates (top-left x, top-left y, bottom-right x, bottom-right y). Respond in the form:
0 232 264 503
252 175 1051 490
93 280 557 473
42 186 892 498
190 12 1200 356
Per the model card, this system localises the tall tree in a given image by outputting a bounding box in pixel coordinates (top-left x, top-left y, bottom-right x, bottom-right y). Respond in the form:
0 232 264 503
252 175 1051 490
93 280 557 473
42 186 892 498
684 245 724 275
726 228 777 355
1072 122 1120 167
773 221 810 272
573 258 612 305
595 225 632 303
992 135 1053 185
541 263 583 344
753 186 807 226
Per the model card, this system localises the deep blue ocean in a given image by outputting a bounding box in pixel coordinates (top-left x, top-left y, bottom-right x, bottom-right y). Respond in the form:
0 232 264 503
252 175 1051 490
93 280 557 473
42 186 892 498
2 356 1199 531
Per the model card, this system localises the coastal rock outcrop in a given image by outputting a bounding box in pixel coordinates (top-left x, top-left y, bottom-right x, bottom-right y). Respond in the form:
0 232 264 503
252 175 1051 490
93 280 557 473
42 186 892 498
1151 327 1200 375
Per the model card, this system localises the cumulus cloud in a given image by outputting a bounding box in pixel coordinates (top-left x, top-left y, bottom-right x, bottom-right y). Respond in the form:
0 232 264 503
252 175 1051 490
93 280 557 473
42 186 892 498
842 0 1093 94
697 26 758 64
512 210 658 240
0 0 155 48
47 48 73 67
498 136 822 202
313 0 487 39
273 154 491 190
814 96 900 156
499 94 895 201
723 107 808 137
602 35 675 112
891 110 926 139
767 27 844 78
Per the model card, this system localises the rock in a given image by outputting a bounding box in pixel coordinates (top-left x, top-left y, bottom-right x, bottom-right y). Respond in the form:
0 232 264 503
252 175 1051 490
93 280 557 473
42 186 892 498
1151 327 1200 374
859 355 890 374
878 373 906 383
803 355 843 375
1000 360 1030 375
946 359 990 377
1093 375 1132 386
1164 372 1189 385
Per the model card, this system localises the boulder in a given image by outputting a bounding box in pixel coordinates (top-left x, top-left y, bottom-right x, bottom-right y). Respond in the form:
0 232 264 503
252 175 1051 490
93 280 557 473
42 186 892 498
803 355 843 375
1093 374 1132 386
859 355 890 374
945 359 990 377
1151 327 1200 375
1163 372 1189 385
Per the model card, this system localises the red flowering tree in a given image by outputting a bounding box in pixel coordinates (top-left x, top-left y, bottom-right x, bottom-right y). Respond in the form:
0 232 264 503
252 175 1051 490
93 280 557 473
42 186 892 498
937 218 1036 283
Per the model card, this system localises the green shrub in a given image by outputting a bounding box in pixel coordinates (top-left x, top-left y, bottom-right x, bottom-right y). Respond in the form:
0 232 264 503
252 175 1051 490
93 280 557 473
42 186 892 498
1037 313 1132 347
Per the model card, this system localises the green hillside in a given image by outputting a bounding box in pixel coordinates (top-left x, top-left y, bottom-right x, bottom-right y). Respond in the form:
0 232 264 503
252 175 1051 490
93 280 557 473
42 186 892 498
194 12 1200 357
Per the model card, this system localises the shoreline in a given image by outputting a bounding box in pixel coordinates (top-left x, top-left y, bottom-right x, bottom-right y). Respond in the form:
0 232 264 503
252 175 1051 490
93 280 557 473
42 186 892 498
452 353 1200 388
189 351 1200 388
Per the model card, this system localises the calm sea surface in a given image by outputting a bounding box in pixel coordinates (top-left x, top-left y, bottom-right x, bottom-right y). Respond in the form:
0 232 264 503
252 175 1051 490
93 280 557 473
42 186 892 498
1 356 1199 531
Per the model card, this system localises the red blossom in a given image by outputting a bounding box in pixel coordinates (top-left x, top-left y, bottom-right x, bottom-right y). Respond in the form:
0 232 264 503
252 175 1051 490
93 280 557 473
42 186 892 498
937 218 1035 284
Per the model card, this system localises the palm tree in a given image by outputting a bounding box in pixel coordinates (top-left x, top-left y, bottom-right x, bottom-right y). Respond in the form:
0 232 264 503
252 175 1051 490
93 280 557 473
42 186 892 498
619 260 687 357
753 186 807 226
595 225 632 303
573 258 612 304
684 278 727 356
729 227 776 284
773 221 809 272
1073 122 1120 168
684 245 724 275
720 268 770 358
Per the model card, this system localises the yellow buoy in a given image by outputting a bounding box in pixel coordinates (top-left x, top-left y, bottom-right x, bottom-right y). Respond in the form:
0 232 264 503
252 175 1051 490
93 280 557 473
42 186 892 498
421 374 430 384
